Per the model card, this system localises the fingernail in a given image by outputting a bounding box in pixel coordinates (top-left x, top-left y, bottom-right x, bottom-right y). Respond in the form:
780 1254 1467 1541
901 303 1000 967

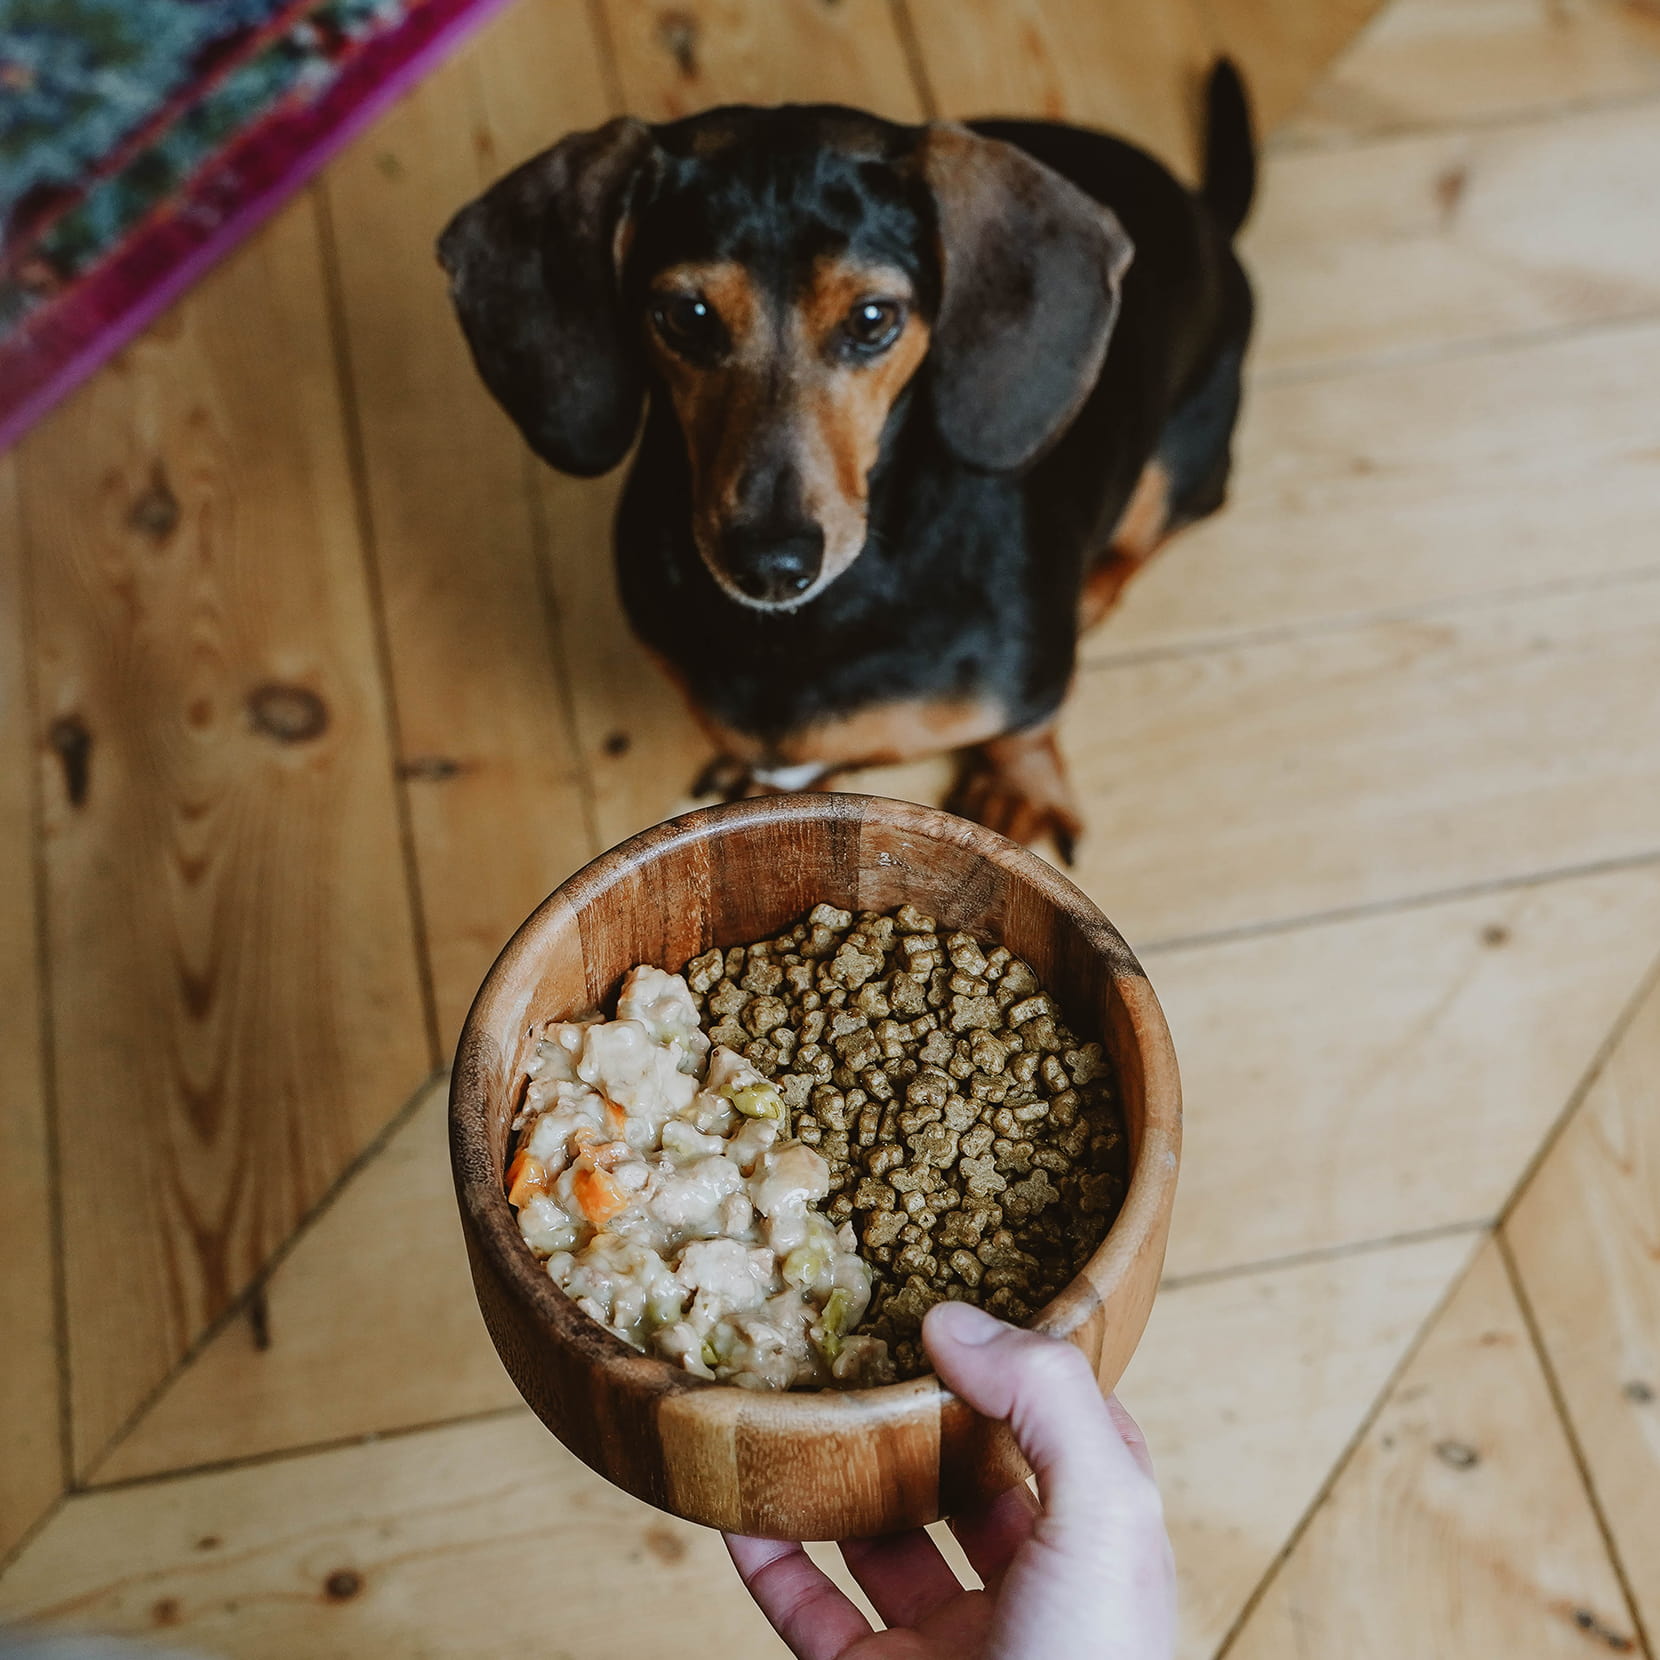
926 1299 1005 1346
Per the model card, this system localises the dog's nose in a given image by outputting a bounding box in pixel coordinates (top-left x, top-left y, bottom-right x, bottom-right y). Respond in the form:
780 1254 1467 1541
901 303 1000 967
723 523 825 604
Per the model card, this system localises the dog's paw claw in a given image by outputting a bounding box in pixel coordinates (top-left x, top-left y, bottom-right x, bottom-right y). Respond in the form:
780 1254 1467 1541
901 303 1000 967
691 754 752 801
947 731 1083 864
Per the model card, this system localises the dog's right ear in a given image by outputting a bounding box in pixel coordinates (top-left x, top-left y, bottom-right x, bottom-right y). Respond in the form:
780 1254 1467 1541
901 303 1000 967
437 117 654 477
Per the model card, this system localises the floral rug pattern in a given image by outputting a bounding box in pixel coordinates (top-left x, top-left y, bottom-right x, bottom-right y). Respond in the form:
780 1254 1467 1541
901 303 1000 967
0 0 506 449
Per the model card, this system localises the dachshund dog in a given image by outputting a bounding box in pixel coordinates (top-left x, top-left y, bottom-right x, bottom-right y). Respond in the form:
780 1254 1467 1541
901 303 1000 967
439 63 1256 860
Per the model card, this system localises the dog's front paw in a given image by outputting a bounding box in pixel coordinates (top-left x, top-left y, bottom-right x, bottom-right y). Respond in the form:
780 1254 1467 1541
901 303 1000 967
691 753 756 801
947 728 1083 865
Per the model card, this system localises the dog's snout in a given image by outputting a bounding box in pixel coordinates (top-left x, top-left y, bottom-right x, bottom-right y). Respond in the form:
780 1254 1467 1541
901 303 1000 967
723 521 825 604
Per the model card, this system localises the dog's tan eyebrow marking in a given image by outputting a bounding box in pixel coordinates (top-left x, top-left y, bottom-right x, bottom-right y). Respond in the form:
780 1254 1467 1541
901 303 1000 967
648 260 757 319
796 260 916 346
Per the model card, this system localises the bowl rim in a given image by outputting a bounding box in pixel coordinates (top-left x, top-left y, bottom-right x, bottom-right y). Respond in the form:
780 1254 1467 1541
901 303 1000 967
451 791 1181 1413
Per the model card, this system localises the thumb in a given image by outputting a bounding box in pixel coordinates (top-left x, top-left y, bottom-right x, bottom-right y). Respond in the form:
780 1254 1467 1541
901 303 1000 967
924 1299 1152 1528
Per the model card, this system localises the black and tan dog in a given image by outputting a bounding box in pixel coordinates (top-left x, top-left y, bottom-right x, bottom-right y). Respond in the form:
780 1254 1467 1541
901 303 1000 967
439 64 1255 859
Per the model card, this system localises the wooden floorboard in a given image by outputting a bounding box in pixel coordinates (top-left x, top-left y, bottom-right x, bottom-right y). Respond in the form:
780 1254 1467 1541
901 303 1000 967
14 195 431 1472
1063 576 1660 945
316 0 607 1042
1197 0 1390 130
603 0 924 123
1226 1241 1645 1660
1150 862 1660 1279
92 1078 517 1486
1506 964 1660 1644
0 454 61 1561
902 0 1214 177
1089 316 1660 661
1120 1231 1478 1660
1248 95 1660 373
0 1410 783 1660
1279 0 1660 144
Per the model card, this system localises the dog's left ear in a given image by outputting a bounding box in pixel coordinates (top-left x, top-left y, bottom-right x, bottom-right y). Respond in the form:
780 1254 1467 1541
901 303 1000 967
437 117 654 477
917 125 1134 473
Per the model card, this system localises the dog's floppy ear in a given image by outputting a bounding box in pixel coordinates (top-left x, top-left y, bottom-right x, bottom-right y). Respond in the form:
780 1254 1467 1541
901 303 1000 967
918 125 1133 473
437 116 654 477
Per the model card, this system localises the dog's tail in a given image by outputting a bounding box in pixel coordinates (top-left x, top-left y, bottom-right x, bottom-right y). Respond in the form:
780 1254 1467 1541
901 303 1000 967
1201 57 1256 238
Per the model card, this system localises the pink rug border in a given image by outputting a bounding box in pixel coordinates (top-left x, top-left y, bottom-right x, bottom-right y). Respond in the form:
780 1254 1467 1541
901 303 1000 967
0 0 518 455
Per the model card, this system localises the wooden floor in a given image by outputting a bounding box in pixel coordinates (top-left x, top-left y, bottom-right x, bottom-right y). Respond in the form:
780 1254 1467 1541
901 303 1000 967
4 0 1660 1652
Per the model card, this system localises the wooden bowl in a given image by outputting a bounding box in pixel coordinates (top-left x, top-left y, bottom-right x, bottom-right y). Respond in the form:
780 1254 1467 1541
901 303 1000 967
450 793 1180 1539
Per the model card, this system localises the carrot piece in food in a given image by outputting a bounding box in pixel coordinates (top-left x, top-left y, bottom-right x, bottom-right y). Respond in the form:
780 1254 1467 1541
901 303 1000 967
507 1151 549 1208
573 1163 631 1225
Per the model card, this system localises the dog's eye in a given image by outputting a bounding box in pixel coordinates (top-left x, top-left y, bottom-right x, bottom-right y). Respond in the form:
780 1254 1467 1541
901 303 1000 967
651 294 721 353
844 299 904 354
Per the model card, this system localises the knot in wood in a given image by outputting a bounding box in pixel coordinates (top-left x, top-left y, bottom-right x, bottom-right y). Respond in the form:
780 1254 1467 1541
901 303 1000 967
658 10 699 77
128 465 180 541
1433 1439 1479 1470
49 713 92 806
247 683 329 743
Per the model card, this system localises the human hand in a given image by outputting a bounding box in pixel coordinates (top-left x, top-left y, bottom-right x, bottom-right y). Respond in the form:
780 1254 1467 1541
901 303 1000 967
725 1300 1175 1659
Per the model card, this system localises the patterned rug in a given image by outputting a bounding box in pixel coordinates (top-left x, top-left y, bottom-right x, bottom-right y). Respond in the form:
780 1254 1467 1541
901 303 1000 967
0 0 510 451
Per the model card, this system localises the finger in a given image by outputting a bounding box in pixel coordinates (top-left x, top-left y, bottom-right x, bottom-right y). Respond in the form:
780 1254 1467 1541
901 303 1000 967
838 1527 964 1629
923 1300 1149 1530
1107 1395 1156 1482
724 1534 874 1660
947 1480 1039 1591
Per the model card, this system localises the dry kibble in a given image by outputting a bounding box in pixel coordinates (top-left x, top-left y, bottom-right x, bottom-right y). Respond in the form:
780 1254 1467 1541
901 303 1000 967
865 1144 904 1178
744 995 788 1037
950 993 1001 1032
961 1155 1007 1198
907 1122 960 1167
708 1017 745 1050
692 900 1126 1377
863 1210 906 1249
1023 1015 1064 1052
854 982 891 1019
854 1176 896 1210
777 1073 813 1110
860 1066 894 1102
708 980 750 1018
